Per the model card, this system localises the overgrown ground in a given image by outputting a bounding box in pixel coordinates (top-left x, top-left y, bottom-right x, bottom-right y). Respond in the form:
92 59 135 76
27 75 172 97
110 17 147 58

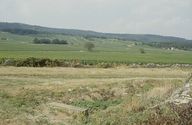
0 67 191 125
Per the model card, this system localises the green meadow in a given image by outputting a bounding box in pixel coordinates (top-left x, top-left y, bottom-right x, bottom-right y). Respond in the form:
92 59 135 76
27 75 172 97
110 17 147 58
0 31 192 64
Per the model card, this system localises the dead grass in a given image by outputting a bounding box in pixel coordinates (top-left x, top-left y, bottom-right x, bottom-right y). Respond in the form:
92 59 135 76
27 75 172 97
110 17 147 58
0 66 189 78
0 67 191 125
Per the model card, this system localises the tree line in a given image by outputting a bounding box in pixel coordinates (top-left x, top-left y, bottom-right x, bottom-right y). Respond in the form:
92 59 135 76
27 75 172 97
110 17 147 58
1 28 39 35
33 38 68 44
144 41 192 50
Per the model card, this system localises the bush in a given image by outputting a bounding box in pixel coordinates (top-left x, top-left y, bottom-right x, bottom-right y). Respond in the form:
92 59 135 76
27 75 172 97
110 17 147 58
16 57 53 67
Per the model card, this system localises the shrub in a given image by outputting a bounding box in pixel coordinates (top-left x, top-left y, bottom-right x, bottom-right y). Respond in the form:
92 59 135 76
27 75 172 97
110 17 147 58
16 57 52 67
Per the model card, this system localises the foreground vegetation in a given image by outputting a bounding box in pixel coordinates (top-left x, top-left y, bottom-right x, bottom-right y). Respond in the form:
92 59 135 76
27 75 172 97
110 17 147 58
0 67 192 125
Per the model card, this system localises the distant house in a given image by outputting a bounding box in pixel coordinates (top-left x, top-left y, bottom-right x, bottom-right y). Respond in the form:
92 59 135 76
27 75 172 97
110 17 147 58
168 47 175 51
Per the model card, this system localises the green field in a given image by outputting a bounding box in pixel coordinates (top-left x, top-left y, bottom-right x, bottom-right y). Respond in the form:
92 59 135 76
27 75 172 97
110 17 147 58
1 31 192 64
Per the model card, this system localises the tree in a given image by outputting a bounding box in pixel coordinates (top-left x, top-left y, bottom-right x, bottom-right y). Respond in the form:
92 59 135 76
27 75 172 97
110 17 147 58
139 48 145 54
84 42 95 51
33 38 39 43
52 39 60 43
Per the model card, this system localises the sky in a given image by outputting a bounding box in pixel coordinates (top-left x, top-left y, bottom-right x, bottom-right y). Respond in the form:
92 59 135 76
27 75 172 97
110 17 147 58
0 0 192 39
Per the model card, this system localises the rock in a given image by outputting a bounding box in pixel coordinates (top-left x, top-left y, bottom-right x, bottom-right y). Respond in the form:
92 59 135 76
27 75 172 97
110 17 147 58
3 59 15 66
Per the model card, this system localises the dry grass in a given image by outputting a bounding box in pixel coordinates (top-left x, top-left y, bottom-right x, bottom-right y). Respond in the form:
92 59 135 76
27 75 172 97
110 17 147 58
0 67 191 125
146 84 173 99
0 66 189 78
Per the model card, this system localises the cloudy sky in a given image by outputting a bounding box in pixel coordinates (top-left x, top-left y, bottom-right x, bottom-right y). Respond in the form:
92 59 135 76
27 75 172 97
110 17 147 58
0 0 192 39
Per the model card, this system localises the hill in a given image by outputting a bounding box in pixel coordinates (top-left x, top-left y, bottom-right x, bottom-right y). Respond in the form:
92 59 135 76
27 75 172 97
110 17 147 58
0 22 191 43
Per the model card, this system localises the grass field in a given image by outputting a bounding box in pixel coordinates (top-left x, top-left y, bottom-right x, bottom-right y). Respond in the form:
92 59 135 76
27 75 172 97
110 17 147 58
1 31 192 64
0 66 191 125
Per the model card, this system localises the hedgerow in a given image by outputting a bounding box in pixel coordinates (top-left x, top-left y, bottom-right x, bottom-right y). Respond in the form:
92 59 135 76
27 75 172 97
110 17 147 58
0 57 192 68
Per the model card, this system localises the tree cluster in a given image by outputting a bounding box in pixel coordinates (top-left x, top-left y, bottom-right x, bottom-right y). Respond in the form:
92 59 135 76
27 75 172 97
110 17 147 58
2 28 39 35
1 37 7 40
144 41 192 50
33 38 68 44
